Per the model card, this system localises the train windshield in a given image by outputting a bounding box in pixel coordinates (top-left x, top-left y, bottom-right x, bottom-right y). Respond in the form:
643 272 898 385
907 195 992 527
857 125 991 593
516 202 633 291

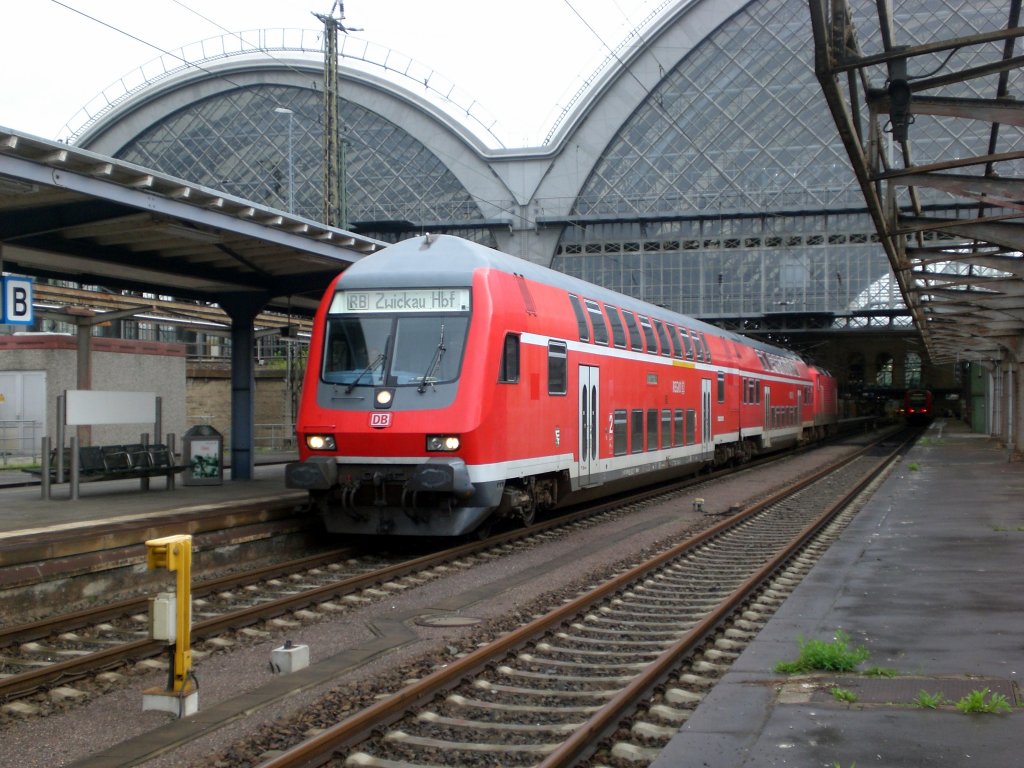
322 313 470 388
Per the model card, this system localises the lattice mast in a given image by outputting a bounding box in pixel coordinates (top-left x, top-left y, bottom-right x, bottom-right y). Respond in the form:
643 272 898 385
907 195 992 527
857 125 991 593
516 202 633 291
315 2 354 230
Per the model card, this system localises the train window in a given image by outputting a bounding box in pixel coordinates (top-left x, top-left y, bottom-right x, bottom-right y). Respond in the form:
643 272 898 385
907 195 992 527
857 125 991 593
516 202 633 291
685 409 696 444
622 311 643 351
547 340 567 395
654 321 671 357
700 333 711 363
637 315 658 353
584 299 610 346
568 294 590 342
323 316 390 386
668 325 683 359
323 314 470 389
647 410 659 451
673 409 684 446
613 410 628 456
688 329 703 362
661 409 672 448
755 380 762 404
717 371 726 403
630 409 644 453
604 304 627 348
499 333 520 383
679 327 694 360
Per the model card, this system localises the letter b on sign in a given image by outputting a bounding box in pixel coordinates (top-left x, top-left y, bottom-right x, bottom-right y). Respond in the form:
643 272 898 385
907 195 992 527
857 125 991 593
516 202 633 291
2 277 34 325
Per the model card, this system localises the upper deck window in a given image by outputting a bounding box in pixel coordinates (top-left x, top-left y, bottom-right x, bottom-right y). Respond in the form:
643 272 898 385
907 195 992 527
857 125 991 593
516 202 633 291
622 311 643 351
679 327 694 360
654 320 672 357
568 294 590 342
699 332 712 363
584 299 610 346
605 304 627 348
690 329 704 362
637 315 657 353
668 325 683 359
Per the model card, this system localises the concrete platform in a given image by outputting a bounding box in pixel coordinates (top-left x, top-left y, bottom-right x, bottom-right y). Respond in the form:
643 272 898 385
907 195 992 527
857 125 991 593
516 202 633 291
0 452 301 537
652 418 1023 768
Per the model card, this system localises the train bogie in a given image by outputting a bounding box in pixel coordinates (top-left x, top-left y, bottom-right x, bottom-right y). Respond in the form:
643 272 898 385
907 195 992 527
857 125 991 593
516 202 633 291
286 234 839 536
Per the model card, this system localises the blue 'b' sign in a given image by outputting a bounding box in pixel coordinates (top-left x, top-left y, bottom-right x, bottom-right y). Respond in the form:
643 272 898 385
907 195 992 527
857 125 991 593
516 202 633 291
2 277 34 325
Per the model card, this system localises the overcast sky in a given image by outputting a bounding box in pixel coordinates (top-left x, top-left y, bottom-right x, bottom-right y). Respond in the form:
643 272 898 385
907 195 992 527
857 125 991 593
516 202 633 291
0 0 666 147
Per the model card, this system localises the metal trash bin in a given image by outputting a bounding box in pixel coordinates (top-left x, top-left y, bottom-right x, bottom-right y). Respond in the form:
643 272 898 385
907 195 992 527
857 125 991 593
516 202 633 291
182 425 223 486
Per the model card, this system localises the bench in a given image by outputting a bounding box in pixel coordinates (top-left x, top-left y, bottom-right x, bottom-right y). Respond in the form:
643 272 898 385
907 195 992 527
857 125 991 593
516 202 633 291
26 443 186 482
25 443 186 486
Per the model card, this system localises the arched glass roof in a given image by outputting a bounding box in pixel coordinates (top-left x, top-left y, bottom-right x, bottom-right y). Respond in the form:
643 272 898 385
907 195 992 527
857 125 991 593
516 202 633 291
552 0 1013 326
67 0 1020 338
114 83 493 245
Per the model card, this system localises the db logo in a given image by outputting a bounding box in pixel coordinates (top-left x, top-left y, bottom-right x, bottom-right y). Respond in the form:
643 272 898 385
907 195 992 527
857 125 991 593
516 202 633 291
369 412 392 429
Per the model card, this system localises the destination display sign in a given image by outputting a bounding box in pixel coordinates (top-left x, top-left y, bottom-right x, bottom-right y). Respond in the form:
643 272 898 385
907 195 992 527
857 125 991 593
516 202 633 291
330 288 471 314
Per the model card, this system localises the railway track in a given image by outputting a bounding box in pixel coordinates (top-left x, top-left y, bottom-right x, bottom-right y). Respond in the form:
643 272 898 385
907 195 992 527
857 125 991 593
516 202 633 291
0 466 699 707
243 430 913 768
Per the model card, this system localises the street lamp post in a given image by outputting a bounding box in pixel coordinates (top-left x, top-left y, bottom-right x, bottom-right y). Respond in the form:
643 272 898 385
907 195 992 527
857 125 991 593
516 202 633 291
273 107 294 214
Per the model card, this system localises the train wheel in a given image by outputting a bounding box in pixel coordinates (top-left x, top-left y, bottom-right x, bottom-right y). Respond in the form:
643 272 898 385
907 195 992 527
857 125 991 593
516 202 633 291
519 504 536 527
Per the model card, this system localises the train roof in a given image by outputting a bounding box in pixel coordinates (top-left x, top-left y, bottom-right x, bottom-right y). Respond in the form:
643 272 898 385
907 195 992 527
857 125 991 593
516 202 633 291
340 234 805 362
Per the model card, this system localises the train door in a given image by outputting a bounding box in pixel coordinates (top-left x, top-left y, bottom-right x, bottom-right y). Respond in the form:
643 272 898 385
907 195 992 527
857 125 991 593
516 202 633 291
701 378 713 459
763 386 772 448
578 365 600 486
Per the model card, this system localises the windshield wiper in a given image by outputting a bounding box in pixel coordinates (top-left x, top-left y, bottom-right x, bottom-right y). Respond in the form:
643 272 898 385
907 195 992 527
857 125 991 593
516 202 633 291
348 352 387 393
416 324 446 394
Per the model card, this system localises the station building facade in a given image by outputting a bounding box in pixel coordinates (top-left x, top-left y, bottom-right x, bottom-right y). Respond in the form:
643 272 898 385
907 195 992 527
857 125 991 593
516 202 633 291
61 0 1006 402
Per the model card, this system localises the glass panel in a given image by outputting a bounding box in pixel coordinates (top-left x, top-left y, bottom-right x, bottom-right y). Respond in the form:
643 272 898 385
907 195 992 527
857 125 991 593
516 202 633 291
568 294 590 342
613 409 628 455
548 341 568 394
631 409 644 453
605 304 627 348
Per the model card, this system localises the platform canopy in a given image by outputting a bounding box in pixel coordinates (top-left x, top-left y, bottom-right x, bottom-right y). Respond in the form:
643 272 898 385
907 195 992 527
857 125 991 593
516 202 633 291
811 1 1024 364
0 127 384 315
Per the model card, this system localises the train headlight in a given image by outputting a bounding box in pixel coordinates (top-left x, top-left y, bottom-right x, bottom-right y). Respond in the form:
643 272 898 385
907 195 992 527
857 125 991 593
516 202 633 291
426 434 460 452
306 434 336 451
374 388 395 408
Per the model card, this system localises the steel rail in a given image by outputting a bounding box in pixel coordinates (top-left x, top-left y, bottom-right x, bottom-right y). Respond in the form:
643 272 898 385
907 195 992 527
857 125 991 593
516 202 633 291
252 431 910 768
0 548 355 647
0 426 895 707
537 433 914 767
0 469 717 702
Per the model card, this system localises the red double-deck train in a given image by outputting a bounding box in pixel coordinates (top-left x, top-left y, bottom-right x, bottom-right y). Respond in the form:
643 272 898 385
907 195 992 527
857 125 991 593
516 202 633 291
286 234 838 536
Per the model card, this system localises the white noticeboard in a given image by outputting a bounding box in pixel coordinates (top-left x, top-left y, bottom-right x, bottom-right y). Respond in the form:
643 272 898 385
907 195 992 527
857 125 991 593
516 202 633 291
66 390 157 426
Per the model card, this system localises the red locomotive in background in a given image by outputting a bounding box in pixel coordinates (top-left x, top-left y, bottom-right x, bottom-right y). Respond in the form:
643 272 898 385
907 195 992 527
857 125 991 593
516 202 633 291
903 388 934 424
286 234 838 536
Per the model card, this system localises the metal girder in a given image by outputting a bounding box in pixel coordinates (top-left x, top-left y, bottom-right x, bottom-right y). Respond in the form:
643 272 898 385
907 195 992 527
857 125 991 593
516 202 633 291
0 127 385 316
810 0 1024 362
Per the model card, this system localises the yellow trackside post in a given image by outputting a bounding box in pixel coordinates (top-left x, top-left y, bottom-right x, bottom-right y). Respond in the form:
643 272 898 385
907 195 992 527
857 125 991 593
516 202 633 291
143 534 197 716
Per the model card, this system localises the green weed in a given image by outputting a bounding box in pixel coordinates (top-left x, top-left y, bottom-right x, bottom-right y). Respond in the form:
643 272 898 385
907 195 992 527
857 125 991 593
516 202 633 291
955 688 1012 714
914 690 945 709
774 630 870 674
831 686 858 703
907 462 920 471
